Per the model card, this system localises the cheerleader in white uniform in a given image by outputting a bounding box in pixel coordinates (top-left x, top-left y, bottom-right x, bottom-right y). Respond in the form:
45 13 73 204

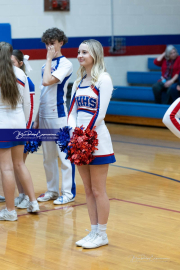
0 42 39 221
11 50 35 209
68 39 116 248
163 97 180 137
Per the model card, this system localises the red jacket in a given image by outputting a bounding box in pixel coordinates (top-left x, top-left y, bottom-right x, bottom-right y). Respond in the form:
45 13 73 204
154 56 180 79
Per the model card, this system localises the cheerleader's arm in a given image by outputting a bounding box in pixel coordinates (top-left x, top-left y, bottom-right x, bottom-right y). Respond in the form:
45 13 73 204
162 97 180 139
23 76 31 126
26 77 35 129
87 73 113 130
68 82 77 136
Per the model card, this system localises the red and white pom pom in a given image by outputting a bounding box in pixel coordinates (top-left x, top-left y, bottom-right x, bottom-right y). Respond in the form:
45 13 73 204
67 125 98 166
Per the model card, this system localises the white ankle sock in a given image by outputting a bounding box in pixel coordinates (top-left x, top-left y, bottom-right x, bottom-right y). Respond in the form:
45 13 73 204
19 193 24 198
31 200 38 204
98 223 107 236
91 224 98 232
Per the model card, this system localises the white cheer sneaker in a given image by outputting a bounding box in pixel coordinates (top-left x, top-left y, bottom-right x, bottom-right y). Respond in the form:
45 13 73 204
53 195 75 205
0 208 18 221
76 230 96 247
82 233 108 249
27 201 40 213
17 195 30 209
37 191 58 202
15 194 25 206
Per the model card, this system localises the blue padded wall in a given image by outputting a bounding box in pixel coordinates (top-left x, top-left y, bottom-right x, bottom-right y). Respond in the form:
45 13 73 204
0 24 12 44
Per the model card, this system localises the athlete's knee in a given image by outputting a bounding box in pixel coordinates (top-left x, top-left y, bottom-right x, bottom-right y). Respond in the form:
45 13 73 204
0 164 13 174
91 187 103 199
13 161 24 171
84 185 93 197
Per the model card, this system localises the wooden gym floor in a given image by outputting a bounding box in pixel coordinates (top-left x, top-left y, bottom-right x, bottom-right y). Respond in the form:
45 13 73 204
0 123 180 270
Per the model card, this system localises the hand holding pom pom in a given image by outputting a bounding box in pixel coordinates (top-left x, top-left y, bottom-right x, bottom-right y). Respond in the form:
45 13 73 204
67 126 98 166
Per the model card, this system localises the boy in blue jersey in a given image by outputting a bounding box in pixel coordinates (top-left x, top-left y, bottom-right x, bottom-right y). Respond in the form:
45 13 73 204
34 28 76 204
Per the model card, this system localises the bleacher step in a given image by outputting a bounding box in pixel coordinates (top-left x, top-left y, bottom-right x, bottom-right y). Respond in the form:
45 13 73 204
107 101 168 119
127 71 161 85
112 86 154 101
148 58 161 71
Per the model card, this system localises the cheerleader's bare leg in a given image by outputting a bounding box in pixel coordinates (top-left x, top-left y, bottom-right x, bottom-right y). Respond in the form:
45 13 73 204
77 165 98 225
90 164 109 224
11 145 36 202
76 164 109 248
15 152 28 194
0 148 15 211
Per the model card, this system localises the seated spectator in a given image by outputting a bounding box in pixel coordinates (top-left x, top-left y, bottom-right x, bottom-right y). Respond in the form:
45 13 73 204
152 45 180 104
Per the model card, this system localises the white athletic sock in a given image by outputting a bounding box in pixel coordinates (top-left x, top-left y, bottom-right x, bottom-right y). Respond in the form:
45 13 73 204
19 193 24 198
30 200 38 204
91 224 98 232
98 223 107 236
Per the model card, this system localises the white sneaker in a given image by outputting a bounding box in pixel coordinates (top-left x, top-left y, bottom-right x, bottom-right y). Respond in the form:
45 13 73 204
0 208 18 221
17 195 30 209
0 196 5 202
15 194 25 206
53 195 75 205
27 201 40 213
76 230 96 247
37 191 58 202
82 233 108 249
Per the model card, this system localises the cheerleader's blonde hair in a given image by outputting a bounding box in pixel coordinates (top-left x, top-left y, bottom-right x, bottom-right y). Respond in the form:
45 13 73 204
76 39 106 87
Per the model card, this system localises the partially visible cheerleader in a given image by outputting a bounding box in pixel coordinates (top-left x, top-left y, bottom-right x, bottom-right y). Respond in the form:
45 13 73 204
11 50 36 209
0 42 39 221
163 97 180 138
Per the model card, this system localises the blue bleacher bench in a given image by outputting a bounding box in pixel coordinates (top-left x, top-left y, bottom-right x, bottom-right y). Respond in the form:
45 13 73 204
127 71 161 85
107 101 168 119
148 58 161 71
112 86 154 101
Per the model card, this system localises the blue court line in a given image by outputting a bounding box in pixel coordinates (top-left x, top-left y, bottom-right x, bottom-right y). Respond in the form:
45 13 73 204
110 164 180 184
112 140 180 150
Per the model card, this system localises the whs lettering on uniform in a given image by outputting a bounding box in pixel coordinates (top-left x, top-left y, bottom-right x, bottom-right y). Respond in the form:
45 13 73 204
76 96 97 109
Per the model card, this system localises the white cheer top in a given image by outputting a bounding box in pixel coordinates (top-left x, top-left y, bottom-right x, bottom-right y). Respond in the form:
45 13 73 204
0 66 30 129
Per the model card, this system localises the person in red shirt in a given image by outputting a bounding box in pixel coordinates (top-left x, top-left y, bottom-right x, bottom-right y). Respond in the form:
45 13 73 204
152 45 180 104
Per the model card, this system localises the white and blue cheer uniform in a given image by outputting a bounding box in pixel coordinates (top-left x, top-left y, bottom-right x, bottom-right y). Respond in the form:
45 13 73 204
68 72 116 165
0 66 30 148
